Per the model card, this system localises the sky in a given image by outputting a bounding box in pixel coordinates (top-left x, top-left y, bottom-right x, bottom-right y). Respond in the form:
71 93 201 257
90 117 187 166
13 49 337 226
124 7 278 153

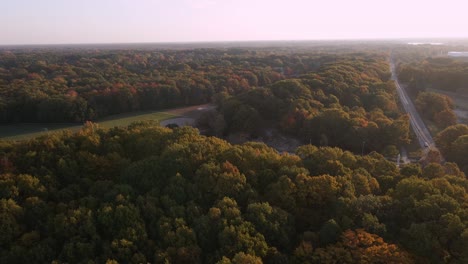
1 0 467 45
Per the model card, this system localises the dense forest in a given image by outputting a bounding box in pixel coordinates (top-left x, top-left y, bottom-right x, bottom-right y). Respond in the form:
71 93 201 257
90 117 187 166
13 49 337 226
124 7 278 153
200 54 410 154
1 122 468 263
2 44 468 263
393 49 465 132
414 91 458 130
397 57 468 95
436 124 468 174
0 48 341 123
1 48 411 154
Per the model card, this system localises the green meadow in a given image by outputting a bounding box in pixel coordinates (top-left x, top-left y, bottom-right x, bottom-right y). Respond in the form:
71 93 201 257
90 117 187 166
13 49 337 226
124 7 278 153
0 111 177 141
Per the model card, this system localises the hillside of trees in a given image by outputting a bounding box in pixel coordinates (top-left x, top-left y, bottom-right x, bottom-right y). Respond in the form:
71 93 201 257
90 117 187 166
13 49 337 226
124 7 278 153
436 124 468 174
2 45 468 263
395 54 462 130
415 91 457 129
1 48 413 153
0 48 343 123
1 122 468 263
200 54 410 154
397 57 468 95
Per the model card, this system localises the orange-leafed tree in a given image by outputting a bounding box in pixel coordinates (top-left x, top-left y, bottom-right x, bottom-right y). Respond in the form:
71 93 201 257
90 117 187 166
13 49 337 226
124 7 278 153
309 229 416 264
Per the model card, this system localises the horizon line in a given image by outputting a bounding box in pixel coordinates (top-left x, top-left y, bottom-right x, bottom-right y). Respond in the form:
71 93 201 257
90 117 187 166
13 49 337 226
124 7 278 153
2 37 468 47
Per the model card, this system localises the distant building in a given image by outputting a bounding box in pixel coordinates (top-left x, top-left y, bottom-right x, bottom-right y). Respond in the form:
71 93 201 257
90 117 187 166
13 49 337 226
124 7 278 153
448 52 468 57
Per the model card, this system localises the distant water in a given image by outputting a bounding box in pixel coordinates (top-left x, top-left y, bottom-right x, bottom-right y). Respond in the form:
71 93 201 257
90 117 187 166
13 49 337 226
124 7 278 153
448 51 468 57
408 42 444 45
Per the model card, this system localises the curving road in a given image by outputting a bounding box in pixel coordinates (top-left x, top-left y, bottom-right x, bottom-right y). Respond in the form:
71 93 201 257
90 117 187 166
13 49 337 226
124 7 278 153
390 58 434 149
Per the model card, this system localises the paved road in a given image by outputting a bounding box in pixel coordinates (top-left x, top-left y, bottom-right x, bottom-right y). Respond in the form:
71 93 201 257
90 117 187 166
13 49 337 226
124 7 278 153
390 59 434 149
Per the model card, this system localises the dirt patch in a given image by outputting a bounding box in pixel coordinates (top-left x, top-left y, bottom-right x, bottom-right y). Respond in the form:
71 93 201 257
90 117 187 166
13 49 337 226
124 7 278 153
160 117 196 127
165 104 215 119
454 109 468 124
160 104 215 127
226 129 301 153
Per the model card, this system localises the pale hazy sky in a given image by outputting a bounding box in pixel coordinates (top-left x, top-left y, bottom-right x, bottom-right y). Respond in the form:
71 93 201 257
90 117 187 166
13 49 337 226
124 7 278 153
1 0 467 45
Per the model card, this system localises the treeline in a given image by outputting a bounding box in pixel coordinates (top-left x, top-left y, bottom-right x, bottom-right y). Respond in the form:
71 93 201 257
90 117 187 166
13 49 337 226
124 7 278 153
200 54 410 154
415 91 457 129
398 57 468 95
436 124 468 173
395 55 463 130
0 49 337 123
1 123 467 263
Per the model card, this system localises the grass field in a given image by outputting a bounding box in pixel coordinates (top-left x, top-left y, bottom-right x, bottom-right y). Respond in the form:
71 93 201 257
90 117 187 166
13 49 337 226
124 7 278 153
0 110 178 141
96 111 177 128
1 104 213 141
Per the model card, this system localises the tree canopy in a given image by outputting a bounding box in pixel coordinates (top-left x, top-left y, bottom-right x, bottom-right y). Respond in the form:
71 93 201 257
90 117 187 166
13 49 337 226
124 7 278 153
1 123 467 263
